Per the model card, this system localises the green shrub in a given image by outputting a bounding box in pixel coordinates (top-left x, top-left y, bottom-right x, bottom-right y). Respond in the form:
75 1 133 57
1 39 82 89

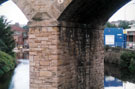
0 51 15 77
0 69 4 77
120 51 135 73
129 58 135 73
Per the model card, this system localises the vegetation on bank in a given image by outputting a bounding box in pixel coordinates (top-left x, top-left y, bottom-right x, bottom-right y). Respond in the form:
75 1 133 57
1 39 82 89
105 46 135 74
0 16 16 77
105 49 135 82
104 46 123 64
0 16 15 57
120 51 135 73
0 51 15 77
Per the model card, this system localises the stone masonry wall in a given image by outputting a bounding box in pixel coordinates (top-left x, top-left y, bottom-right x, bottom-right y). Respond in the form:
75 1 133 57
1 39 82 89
29 26 59 89
57 27 77 89
87 29 104 89
57 23 104 89
29 21 104 89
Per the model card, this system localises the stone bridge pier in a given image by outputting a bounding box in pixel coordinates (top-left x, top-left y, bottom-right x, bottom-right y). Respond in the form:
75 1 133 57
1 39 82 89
0 0 131 89
29 20 104 89
27 0 130 88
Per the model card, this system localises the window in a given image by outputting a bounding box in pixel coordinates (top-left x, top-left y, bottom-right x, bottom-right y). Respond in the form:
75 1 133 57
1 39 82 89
129 35 133 42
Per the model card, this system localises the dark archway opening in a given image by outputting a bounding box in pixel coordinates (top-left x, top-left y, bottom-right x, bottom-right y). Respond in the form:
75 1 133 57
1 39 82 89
58 0 130 25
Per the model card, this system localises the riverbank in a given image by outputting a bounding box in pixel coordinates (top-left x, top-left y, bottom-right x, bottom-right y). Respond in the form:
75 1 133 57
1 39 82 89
105 63 135 84
0 71 13 89
105 47 135 76
104 47 132 64
0 51 16 77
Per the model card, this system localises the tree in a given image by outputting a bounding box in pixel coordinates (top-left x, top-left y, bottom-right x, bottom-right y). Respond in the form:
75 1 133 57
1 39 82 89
105 22 117 28
118 21 131 29
0 16 15 57
105 20 132 29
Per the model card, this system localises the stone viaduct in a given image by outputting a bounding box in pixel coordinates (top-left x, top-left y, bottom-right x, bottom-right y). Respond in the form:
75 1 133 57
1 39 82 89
0 0 131 89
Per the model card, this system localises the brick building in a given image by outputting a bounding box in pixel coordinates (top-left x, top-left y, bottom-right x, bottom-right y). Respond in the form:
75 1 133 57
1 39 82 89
11 23 29 50
126 24 135 49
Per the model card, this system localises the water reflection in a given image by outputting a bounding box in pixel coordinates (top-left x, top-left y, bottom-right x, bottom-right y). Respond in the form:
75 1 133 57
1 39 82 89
16 52 29 59
105 76 135 89
104 63 135 89
0 71 13 89
104 76 122 87
9 60 29 89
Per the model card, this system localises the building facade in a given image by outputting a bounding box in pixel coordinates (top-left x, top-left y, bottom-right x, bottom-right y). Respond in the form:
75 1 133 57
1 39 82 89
126 24 135 49
104 28 126 48
11 23 29 50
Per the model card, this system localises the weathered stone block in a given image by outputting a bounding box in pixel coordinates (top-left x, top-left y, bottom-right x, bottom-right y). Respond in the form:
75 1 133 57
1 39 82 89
29 34 36 38
40 61 50 66
40 71 52 77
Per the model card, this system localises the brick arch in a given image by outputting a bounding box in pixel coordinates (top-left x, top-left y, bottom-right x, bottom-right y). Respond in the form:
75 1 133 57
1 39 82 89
1 0 131 23
12 0 36 21
58 0 131 25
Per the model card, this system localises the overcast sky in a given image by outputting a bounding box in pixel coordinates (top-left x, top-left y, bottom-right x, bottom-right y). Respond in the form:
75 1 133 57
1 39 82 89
109 0 135 22
0 0 135 25
0 0 28 25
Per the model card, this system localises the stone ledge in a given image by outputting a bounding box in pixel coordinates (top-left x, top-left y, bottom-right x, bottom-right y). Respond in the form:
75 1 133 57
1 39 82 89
28 19 59 27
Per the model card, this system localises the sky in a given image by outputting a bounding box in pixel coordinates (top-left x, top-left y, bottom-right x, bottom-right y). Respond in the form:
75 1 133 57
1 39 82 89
0 0 28 25
0 0 135 24
109 0 135 22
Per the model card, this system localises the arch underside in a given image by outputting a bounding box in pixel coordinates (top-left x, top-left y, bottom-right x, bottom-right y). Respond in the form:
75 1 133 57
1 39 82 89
0 0 130 25
59 0 131 25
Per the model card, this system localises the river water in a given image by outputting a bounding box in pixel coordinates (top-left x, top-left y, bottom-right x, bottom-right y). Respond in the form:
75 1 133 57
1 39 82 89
104 63 135 89
0 59 29 89
9 59 29 89
104 76 135 89
0 58 135 89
